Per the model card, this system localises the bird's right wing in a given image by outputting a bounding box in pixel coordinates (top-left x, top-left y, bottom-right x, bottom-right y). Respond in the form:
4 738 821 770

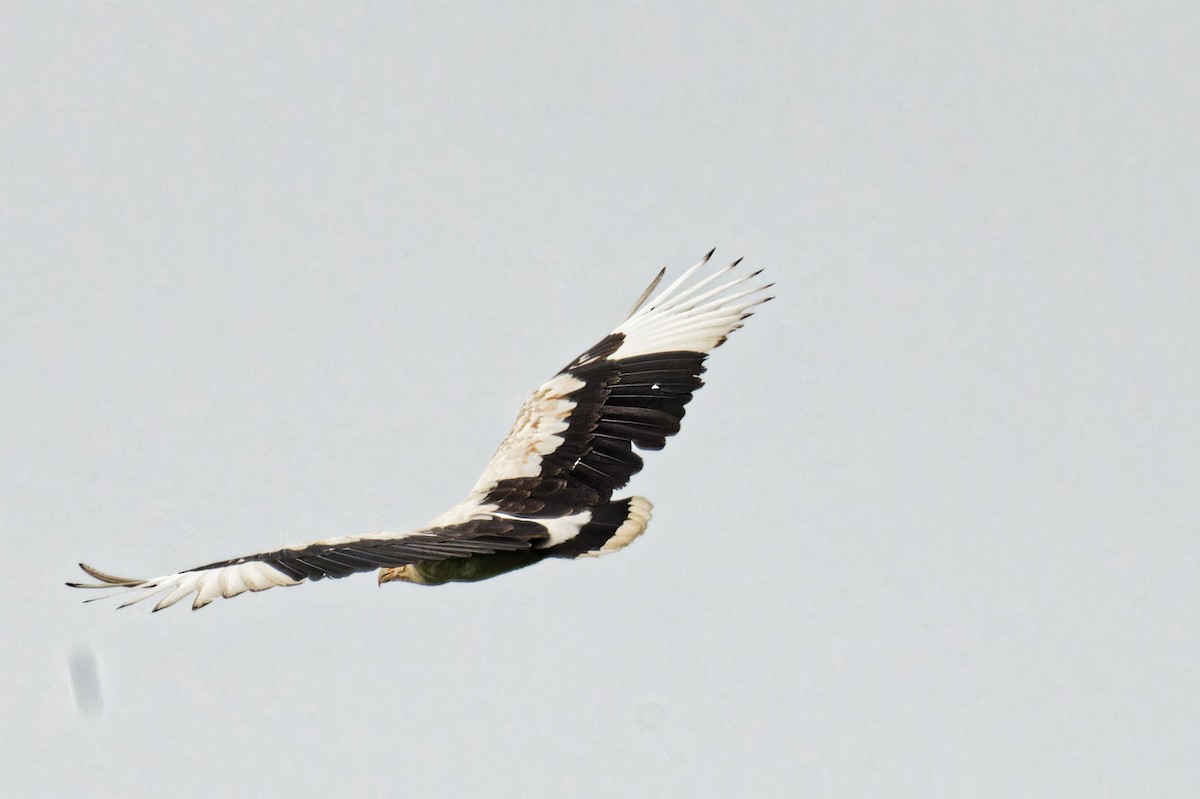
456 250 772 519
67 517 549 611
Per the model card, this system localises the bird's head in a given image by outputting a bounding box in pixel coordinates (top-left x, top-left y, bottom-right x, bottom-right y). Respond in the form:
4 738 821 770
378 564 429 585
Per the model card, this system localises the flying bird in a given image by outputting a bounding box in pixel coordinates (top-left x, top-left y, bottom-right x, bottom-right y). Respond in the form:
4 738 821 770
68 251 772 611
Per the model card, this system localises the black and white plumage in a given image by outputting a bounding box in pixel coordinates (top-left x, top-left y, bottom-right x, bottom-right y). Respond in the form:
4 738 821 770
68 251 772 611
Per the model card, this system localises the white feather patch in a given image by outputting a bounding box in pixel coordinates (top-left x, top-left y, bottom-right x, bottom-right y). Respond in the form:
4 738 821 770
536 510 593 547
611 255 771 360
466 372 584 499
99 562 303 612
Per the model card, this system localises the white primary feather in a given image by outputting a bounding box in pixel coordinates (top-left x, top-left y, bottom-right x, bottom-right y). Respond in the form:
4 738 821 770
89 562 304 611
611 252 770 359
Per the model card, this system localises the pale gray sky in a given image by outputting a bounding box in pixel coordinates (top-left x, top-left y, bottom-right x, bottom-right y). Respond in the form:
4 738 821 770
3 3 1199 797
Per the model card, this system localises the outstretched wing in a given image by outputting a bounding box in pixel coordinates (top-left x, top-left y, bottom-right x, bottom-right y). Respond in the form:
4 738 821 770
459 250 772 518
68 517 549 611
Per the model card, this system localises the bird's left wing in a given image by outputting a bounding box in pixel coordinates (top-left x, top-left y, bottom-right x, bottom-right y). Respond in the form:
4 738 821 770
67 517 548 611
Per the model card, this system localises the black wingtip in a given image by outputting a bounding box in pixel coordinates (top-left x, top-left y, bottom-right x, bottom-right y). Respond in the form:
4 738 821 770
703 247 716 262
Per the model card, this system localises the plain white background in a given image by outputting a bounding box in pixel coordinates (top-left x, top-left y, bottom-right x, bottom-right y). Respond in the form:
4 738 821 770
3 3 1198 797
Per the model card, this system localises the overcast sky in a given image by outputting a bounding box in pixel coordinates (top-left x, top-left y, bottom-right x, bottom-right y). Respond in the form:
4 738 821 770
3 3 1199 797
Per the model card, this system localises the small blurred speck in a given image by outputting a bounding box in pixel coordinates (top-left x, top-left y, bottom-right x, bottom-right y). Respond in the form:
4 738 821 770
69 647 103 717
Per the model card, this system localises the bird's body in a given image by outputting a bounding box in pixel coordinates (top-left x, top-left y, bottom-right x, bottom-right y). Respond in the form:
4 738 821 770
69 251 771 611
